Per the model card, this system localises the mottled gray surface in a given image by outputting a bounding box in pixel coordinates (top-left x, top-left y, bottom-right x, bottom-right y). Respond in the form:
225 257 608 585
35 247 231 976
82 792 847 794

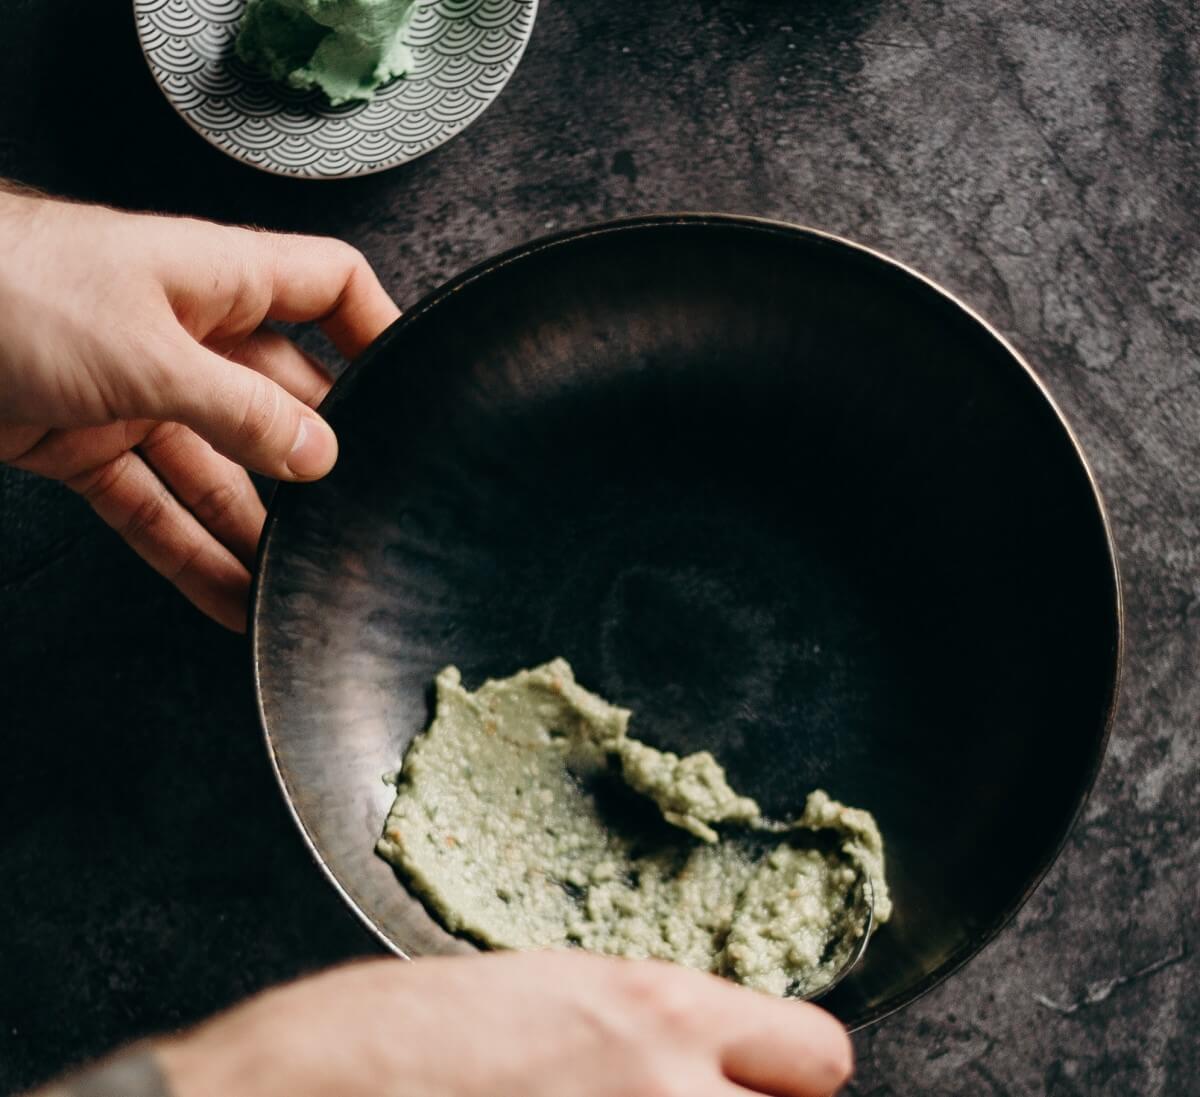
0 0 1196 1094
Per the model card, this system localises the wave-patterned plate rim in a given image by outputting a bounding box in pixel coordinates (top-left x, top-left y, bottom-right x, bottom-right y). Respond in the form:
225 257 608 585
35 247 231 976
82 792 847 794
133 0 538 179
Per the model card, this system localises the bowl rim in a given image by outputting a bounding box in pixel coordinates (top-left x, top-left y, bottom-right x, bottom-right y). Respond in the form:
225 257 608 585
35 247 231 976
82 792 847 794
250 212 1125 1030
132 0 540 180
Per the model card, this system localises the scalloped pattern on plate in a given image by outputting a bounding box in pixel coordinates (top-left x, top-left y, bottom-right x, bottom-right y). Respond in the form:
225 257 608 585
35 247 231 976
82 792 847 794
135 0 537 178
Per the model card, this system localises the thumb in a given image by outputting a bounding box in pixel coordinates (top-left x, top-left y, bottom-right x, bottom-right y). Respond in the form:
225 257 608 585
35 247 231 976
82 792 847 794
165 343 338 481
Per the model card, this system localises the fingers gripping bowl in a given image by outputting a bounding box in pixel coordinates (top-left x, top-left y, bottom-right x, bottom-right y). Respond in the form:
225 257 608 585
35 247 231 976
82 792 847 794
251 215 1122 1029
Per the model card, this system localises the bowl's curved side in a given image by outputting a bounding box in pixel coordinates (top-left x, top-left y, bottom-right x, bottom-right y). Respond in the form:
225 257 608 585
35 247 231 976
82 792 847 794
251 214 1123 1030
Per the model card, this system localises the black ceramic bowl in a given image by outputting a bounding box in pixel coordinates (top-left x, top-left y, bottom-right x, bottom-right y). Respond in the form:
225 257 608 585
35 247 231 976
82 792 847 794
251 215 1122 1029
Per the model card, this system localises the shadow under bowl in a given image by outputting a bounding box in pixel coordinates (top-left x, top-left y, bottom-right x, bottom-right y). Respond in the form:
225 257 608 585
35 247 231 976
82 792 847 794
251 215 1122 1029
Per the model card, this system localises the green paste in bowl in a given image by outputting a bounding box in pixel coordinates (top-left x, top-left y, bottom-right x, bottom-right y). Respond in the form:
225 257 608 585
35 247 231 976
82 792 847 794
377 659 891 997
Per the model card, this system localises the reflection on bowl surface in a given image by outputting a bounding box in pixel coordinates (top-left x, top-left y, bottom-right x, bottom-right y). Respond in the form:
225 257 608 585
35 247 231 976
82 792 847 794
252 215 1121 1030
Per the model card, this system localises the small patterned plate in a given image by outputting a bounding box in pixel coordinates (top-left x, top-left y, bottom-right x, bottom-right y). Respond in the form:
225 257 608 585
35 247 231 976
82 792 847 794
134 0 538 178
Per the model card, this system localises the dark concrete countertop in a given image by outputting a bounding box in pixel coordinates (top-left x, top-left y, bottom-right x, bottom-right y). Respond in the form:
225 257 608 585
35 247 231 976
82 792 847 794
1 1 1195 1093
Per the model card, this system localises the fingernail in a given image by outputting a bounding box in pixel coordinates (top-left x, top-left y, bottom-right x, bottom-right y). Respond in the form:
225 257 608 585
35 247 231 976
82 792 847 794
287 414 337 479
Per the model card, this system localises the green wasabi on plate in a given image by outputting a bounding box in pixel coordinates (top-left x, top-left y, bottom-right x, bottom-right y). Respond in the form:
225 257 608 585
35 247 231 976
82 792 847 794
377 659 892 997
236 0 419 105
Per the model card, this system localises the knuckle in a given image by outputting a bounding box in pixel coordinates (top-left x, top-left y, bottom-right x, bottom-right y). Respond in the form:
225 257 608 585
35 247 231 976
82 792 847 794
138 421 187 458
165 538 206 584
247 329 289 362
821 1026 854 1087
334 239 368 272
791 1005 853 1090
189 478 243 529
119 489 169 543
282 231 361 271
617 962 695 1028
73 455 131 504
336 243 372 293
237 379 283 449
227 287 272 337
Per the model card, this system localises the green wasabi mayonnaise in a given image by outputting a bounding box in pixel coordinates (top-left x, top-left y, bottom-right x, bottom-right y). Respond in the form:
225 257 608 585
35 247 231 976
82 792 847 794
236 0 418 105
376 659 891 996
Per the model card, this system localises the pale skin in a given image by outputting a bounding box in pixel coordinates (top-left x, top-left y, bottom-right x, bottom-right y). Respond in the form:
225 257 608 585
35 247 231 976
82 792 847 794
157 953 853 1097
5 190 853 1097
0 187 400 631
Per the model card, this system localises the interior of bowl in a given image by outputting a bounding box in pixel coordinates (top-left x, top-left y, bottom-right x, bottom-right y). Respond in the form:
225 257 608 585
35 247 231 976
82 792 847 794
252 216 1121 1029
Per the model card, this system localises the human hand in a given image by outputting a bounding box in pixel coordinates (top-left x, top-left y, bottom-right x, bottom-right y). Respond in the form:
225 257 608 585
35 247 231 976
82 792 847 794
0 188 399 631
157 952 853 1097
